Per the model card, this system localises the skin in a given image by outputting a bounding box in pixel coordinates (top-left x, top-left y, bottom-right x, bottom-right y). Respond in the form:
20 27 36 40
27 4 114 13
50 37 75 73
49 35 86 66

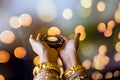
29 33 81 70
57 33 81 70
29 33 58 64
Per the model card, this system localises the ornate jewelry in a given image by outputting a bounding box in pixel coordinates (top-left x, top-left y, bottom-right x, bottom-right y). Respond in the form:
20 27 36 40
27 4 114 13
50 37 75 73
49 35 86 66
64 65 87 79
33 62 60 76
34 70 60 80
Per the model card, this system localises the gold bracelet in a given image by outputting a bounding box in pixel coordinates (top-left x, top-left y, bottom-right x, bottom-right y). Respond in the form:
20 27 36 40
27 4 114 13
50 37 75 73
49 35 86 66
66 75 89 80
64 65 87 78
33 66 40 76
34 70 60 80
33 62 60 76
38 62 60 74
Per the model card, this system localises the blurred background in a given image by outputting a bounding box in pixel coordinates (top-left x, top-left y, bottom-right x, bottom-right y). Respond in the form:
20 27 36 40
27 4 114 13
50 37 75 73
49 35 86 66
0 0 120 80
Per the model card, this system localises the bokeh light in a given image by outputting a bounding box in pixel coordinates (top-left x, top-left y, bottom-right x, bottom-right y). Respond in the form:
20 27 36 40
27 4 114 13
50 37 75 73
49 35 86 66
104 29 113 37
93 58 105 70
114 52 120 61
0 50 10 63
93 55 102 64
0 0 120 80
114 70 120 78
92 71 103 80
114 9 120 23
9 16 21 29
98 45 107 55
107 20 115 30
115 42 120 52
79 31 86 41
118 2 120 9
93 55 105 70
93 44 110 71
33 56 40 65
105 72 113 79
63 8 73 20
101 56 110 66
94 62 105 70
19 13 32 27
80 0 92 8
97 22 106 33
97 1 106 12
0 74 5 80
118 32 120 39
75 25 86 41
37 0 57 22
0 30 15 44
14 47 27 59
82 59 92 70
48 27 61 35
75 25 85 32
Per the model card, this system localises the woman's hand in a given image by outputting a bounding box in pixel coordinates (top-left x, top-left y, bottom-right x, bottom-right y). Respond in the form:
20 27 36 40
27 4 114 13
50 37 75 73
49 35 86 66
57 33 81 70
29 33 58 64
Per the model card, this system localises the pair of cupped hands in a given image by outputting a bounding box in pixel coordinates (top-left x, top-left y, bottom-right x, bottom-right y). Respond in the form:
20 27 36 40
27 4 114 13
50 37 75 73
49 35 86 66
29 33 81 70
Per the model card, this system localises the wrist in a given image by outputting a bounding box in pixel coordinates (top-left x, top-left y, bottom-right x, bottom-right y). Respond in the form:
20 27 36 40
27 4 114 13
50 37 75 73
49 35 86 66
33 62 61 80
34 70 60 80
63 65 88 79
40 58 58 64
65 63 81 70
38 52 58 64
64 58 81 70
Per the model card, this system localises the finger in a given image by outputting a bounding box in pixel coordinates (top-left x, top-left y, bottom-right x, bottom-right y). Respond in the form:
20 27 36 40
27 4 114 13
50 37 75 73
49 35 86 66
36 33 50 48
29 35 37 47
74 33 81 50
29 34 36 42
74 33 80 41
39 33 45 41
59 34 69 43
29 34 46 48
36 33 40 40
37 33 49 47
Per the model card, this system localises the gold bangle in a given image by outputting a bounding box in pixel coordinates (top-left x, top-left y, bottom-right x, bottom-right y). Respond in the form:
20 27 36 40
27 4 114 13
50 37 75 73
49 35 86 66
38 62 60 74
33 66 40 76
33 62 60 76
34 70 60 80
66 75 89 80
64 65 87 78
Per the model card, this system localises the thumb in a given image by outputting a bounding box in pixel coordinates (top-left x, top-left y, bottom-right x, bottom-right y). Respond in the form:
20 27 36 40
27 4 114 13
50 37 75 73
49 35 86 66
74 33 80 50
29 34 36 43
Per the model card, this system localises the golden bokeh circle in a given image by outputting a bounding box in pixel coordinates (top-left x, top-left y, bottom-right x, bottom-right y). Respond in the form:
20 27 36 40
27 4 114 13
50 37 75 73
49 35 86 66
0 50 10 63
14 47 27 59
0 30 15 44
48 27 61 36
0 74 5 80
